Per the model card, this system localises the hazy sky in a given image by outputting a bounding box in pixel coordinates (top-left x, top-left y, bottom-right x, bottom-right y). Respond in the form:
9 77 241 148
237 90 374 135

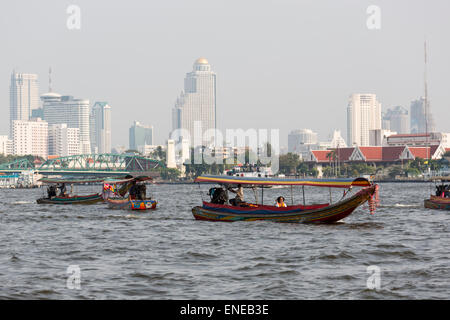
1 0 449 148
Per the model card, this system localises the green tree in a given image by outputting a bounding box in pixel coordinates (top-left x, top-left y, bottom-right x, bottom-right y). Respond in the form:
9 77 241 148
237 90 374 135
279 153 300 175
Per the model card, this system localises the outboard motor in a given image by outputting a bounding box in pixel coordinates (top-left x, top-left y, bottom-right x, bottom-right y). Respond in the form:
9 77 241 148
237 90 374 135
208 187 228 204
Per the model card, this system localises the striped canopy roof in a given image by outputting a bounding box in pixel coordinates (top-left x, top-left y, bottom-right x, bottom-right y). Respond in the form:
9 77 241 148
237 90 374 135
194 175 372 188
103 176 152 184
39 177 106 184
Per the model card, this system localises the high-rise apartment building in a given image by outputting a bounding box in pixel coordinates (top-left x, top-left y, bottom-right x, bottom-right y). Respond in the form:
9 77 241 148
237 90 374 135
12 118 48 158
48 124 80 157
9 73 39 136
347 93 381 146
42 93 91 154
129 121 153 150
90 102 112 154
172 58 216 146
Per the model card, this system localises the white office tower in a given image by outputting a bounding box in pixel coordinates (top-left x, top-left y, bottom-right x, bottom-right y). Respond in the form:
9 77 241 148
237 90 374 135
172 58 216 146
48 124 81 157
166 139 177 168
12 118 48 158
9 73 40 136
0 136 13 155
90 102 112 154
347 94 381 146
42 94 91 154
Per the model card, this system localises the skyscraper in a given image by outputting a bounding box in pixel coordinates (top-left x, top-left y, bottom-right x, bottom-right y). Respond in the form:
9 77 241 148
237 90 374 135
129 121 153 151
410 97 435 134
9 72 39 136
42 93 91 154
383 106 409 134
347 93 381 146
172 58 216 146
90 102 112 153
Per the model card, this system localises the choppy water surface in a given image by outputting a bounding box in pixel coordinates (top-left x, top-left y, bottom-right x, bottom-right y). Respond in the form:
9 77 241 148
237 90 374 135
0 182 448 299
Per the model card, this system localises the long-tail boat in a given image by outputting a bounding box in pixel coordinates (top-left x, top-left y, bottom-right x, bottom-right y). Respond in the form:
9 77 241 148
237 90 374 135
192 175 379 223
104 176 157 211
424 177 450 210
37 177 104 204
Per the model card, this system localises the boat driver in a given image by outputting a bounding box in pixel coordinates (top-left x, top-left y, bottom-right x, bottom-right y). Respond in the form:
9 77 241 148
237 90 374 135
58 183 67 197
228 184 244 206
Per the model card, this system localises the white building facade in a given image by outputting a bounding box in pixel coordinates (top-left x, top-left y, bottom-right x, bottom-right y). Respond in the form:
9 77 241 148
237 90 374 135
42 93 91 154
0 136 13 156
347 93 382 146
48 124 81 157
12 118 48 158
90 102 112 154
9 73 40 136
172 58 216 146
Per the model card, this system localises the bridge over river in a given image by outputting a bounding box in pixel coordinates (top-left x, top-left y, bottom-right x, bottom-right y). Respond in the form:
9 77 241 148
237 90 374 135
0 154 165 177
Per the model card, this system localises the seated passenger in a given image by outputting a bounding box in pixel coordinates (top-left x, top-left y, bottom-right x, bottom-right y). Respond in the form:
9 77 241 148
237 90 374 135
275 196 287 207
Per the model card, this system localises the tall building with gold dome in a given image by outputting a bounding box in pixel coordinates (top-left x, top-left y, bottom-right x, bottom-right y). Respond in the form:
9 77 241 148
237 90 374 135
172 58 216 146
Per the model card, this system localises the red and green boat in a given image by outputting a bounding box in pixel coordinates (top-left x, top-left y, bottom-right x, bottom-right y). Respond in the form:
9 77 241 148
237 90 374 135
37 193 103 204
37 177 104 205
192 175 378 223
103 176 158 211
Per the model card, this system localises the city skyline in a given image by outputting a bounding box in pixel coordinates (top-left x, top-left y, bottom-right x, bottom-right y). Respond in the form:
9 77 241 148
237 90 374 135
1 1 450 149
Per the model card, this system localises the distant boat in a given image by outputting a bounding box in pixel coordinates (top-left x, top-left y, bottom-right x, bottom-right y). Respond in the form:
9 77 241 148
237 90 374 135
424 177 450 210
103 176 157 211
192 175 378 223
36 177 104 205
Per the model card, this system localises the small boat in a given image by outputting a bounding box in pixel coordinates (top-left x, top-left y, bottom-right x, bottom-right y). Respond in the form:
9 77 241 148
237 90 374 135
192 175 378 223
37 193 103 205
37 177 104 205
424 177 450 210
106 198 157 210
103 176 157 211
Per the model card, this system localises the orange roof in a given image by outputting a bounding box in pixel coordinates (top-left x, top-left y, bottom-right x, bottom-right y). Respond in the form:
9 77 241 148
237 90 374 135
310 148 355 162
359 147 382 161
408 146 438 159
47 155 60 160
311 150 333 162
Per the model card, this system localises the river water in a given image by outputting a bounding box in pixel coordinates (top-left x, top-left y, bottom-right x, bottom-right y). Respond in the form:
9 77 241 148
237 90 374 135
0 182 448 299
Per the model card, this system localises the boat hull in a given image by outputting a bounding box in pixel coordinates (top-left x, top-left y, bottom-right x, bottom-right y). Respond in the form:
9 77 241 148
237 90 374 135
106 198 157 210
37 193 103 205
424 196 450 210
192 185 377 223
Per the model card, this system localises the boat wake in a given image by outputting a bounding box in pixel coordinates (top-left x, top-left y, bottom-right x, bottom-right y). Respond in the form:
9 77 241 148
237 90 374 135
10 201 34 205
393 203 421 208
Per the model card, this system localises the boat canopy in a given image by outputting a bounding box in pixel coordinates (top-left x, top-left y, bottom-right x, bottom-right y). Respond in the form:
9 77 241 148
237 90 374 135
194 175 372 188
39 177 106 184
103 176 152 185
